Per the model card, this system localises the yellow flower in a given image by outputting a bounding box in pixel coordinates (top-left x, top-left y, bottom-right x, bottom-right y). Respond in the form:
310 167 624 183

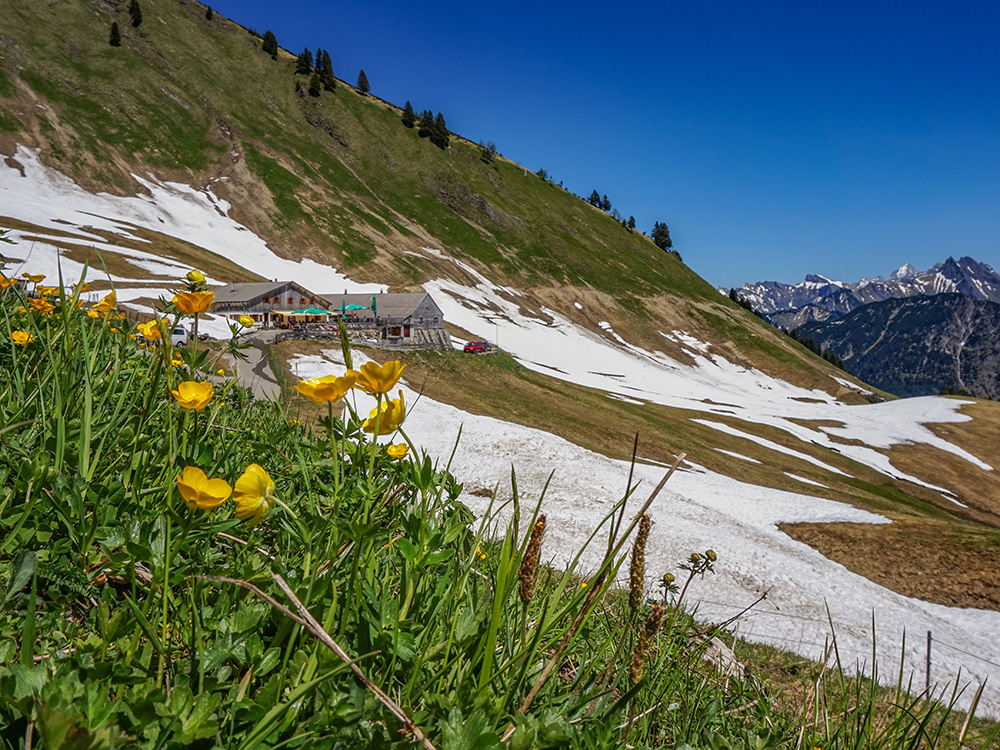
91 291 117 315
170 380 214 411
29 297 55 316
353 360 407 395
87 310 100 319
0 276 12 289
186 269 206 285
173 290 215 314
11 330 35 346
171 356 184 368
476 545 487 560
17 306 27 314
386 443 409 459
294 372 357 404
75 282 90 292
176 466 232 511
36 285 58 296
22 273 45 284
362 390 406 435
238 314 254 328
216 368 225 376
137 320 162 340
233 464 276 526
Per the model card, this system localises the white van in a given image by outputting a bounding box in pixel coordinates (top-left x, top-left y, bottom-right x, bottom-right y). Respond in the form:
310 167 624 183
171 324 188 348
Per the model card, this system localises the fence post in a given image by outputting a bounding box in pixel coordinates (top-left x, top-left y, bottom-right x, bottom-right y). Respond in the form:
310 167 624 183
926 630 932 694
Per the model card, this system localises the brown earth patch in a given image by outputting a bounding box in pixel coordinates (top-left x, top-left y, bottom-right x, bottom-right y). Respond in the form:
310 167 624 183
782 519 1000 611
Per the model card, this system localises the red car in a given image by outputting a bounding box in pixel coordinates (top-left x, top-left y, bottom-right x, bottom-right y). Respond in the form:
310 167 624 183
463 340 491 353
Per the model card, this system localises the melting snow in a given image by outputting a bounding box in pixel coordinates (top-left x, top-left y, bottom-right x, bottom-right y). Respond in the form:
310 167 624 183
5 147 1000 716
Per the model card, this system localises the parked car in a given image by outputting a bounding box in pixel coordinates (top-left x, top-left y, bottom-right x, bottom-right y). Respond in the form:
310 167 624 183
171 325 188 347
463 340 491 353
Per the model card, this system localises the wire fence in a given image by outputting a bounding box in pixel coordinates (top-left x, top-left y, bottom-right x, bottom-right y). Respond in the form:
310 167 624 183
688 596 1000 694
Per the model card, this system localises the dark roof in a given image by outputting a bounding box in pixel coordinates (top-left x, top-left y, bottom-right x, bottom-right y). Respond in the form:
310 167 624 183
211 281 330 308
320 292 438 320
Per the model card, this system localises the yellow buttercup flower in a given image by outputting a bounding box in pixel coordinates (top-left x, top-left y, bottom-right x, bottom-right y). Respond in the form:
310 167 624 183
362 390 406 435
216 368 225 376
173 290 215 314
386 443 409 459
11 330 35 346
186 269 206 286
29 297 55 316
75 282 90 292
137 320 162 340
87 310 100 318
36 285 58 296
239 314 254 328
233 464 276 526
295 372 358 404
170 380 214 411
22 273 45 284
353 360 407 395
171 356 184 368
0 276 12 289
176 466 232 511
91 291 117 315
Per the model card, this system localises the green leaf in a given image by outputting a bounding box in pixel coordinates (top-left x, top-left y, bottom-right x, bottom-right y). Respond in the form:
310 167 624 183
2 548 37 607
440 707 502 750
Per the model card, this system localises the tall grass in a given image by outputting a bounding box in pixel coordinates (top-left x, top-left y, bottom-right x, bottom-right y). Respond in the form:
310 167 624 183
0 258 997 748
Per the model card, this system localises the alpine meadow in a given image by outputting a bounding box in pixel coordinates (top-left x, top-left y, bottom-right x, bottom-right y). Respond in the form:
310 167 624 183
2 1 1000 748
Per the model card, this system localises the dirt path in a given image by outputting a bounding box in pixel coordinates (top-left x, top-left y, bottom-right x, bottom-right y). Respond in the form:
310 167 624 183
225 330 282 401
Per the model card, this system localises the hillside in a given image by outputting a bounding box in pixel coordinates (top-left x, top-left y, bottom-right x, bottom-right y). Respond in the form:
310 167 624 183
4 0 1000 719
798 294 1000 399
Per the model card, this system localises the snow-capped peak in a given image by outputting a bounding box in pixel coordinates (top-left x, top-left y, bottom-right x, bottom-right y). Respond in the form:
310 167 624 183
889 262 919 281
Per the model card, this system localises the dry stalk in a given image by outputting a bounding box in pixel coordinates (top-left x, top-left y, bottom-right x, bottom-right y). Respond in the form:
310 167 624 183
500 452 686 742
201 574 438 750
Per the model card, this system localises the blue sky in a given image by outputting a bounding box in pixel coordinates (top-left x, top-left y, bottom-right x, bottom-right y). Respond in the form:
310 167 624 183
208 1 1000 289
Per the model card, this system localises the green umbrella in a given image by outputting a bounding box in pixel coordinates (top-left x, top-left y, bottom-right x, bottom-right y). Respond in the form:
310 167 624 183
291 307 329 315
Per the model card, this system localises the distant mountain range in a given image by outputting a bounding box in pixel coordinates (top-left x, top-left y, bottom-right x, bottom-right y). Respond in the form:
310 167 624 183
731 257 1000 399
733 257 1000 330
796 294 1000 399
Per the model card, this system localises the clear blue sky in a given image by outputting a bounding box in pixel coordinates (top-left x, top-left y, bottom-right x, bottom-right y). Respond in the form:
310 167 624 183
208 1 1000 289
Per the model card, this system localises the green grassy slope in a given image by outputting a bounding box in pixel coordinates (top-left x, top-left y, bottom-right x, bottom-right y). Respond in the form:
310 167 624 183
4 0 1000 609
0 0 850 389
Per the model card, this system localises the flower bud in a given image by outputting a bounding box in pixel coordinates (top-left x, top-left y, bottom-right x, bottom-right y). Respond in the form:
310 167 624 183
239 314 254 328
186 269 206 285
706 549 717 562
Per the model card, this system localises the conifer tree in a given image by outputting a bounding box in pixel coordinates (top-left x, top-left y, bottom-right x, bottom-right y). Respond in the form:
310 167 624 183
401 101 416 128
651 221 673 251
129 0 142 28
356 69 370 94
109 21 121 47
417 109 434 138
205 6 213 20
317 50 335 90
430 112 449 149
262 30 278 60
308 72 321 97
295 48 313 75
588 190 600 206
627 216 636 230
